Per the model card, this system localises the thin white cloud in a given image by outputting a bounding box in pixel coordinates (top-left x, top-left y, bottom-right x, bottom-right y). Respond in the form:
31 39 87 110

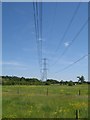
64 42 69 47
1 61 27 67
38 38 42 41
31 31 35 35
2 61 21 66
23 48 31 52
23 47 37 52
0 61 2 65
55 59 73 66
1 61 28 71
38 38 46 42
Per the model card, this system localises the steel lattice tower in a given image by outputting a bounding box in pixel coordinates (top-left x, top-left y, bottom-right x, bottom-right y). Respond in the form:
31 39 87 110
42 58 47 81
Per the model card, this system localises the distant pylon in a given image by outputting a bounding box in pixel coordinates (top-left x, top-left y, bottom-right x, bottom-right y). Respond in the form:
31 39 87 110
42 58 47 81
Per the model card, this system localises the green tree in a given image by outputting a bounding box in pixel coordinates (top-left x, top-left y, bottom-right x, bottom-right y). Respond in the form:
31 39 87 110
68 80 73 86
60 80 64 85
77 75 85 84
45 81 51 85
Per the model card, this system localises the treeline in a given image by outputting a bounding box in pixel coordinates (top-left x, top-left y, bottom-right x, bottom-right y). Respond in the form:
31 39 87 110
1 76 89 86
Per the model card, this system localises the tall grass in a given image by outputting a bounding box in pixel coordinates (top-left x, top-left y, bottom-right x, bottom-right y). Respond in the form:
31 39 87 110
0 85 2 119
2 84 88 118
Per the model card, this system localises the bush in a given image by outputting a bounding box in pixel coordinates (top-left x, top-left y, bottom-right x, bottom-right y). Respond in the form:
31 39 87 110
68 81 73 86
45 82 51 85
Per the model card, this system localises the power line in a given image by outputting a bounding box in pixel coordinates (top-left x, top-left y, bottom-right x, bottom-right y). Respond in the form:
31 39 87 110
41 3 58 60
48 2 58 35
33 2 41 70
48 2 81 66
36 2 40 39
55 2 81 53
33 2 38 40
36 2 43 78
54 53 88 74
39 1 43 77
40 2 42 40
50 17 89 67
33 1 43 79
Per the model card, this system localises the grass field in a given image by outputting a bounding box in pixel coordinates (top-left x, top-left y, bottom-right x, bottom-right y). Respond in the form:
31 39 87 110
2 84 88 118
0 85 2 119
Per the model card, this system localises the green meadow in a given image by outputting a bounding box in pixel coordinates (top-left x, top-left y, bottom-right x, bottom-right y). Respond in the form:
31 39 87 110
2 84 88 118
0 85 2 119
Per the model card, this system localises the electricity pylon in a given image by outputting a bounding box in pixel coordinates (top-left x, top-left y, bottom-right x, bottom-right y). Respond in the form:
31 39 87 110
42 58 47 81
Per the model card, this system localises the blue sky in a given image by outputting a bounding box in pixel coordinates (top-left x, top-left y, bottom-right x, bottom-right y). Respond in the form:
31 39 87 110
2 2 88 81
